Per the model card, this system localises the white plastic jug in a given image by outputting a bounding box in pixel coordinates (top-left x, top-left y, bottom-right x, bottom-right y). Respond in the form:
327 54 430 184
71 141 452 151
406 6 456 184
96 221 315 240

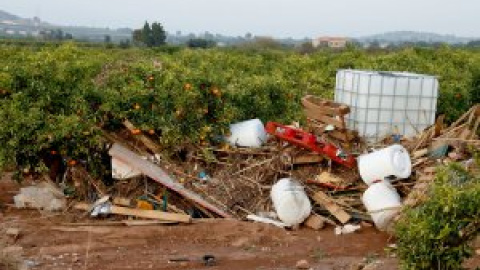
227 119 267 148
358 144 411 185
362 181 402 231
270 178 311 226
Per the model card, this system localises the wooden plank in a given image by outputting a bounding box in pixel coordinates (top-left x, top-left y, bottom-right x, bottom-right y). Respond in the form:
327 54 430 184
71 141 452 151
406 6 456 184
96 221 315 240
412 148 428 159
122 220 178 226
309 121 356 142
314 172 344 184
123 120 161 154
443 107 474 134
108 143 231 218
311 191 351 224
304 109 345 129
113 197 132 207
292 153 324 165
303 214 326 230
74 202 191 223
433 115 445 137
301 95 350 115
470 117 480 140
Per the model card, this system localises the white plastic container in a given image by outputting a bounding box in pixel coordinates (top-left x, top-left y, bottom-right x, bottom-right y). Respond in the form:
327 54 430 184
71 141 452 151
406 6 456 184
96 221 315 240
362 181 402 231
227 119 267 148
335 70 438 141
358 144 412 185
270 178 312 226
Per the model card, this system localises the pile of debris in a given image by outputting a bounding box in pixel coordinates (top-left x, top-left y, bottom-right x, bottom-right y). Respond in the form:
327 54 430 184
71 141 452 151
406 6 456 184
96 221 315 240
11 97 479 234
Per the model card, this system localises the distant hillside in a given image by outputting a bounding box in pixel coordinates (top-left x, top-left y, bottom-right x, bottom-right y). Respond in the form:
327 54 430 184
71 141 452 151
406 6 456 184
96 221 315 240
0 9 131 42
358 31 475 45
0 10 21 21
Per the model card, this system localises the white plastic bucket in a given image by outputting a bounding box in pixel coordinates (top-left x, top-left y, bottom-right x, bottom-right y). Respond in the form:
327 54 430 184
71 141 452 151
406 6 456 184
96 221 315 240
227 119 267 148
362 181 402 231
358 144 411 185
270 178 311 226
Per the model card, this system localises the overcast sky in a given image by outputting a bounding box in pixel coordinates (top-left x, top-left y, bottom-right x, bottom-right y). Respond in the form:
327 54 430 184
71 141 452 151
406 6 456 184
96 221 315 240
0 0 478 38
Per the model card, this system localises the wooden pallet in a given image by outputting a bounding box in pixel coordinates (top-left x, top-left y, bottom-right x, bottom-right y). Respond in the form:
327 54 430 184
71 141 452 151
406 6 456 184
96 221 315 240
301 95 357 143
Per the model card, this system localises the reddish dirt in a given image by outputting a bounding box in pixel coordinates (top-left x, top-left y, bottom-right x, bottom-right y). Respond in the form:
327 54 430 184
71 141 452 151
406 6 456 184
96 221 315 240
0 175 476 270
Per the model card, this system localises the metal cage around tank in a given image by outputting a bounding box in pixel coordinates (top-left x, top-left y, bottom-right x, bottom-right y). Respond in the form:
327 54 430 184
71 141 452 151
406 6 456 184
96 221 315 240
334 69 439 141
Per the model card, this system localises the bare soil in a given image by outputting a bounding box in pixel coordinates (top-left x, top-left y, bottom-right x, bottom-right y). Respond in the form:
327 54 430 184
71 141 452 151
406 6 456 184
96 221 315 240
0 175 477 270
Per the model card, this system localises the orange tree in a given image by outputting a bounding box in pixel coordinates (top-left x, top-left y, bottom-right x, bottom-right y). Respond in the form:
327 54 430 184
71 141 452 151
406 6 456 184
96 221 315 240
0 43 479 177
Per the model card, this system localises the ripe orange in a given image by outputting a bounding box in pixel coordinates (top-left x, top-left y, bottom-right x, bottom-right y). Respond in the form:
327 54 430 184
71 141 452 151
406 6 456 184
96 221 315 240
131 129 142 135
133 103 141 110
68 160 77 166
211 87 221 97
184 83 192 91
148 129 155 135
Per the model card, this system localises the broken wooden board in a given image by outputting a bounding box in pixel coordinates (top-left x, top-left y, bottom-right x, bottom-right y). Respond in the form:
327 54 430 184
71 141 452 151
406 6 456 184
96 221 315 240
113 197 132 207
281 152 324 165
314 172 344 185
311 191 351 224
74 202 191 223
304 110 346 130
108 143 231 218
301 95 350 115
309 121 357 142
303 214 326 230
412 148 428 159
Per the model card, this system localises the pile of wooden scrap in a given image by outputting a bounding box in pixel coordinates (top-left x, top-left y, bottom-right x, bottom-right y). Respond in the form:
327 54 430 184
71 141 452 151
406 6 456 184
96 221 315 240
21 98 478 231
302 95 359 147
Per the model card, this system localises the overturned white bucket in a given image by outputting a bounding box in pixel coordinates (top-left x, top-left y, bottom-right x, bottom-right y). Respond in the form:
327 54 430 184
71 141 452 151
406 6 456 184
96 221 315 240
227 119 267 148
358 144 411 185
362 181 402 231
271 178 311 226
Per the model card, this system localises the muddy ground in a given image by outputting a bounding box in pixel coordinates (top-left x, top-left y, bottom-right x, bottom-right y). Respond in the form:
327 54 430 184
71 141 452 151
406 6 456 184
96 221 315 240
1 176 478 270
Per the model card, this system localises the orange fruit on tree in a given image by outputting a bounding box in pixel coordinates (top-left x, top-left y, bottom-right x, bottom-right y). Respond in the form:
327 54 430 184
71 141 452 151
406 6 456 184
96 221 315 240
148 129 155 135
133 103 141 110
211 87 221 97
68 160 77 166
131 129 142 135
184 83 192 91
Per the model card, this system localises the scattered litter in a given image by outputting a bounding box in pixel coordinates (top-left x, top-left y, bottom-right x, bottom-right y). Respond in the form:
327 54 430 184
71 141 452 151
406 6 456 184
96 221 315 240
246 214 287 228
226 118 267 147
358 144 411 185
303 214 326 230
5 228 21 240
168 255 216 266
295 259 310 269
334 224 361 235
13 182 66 211
271 178 311 226
111 157 142 179
362 181 402 231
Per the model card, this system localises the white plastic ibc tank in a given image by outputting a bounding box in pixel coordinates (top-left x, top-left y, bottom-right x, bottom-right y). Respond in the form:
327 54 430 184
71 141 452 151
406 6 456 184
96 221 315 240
271 178 312 226
227 119 267 148
335 70 438 141
358 144 411 185
362 181 402 231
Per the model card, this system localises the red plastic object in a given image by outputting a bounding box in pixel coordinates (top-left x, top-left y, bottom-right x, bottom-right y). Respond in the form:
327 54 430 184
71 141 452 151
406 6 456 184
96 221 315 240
265 122 357 168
